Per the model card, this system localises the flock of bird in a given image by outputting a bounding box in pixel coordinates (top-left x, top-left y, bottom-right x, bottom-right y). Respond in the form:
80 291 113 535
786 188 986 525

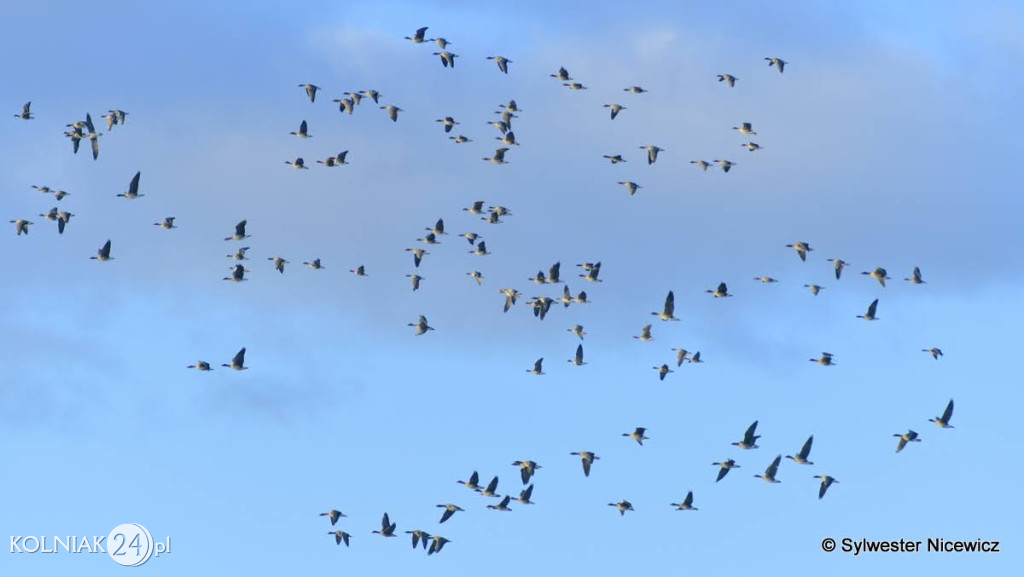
10 24 958 558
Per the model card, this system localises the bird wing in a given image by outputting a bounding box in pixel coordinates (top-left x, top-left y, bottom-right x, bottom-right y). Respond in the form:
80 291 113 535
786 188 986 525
800 436 813 459
439 509 454 524
485 476 499 493
664 291 675 316
129 171 140 196
942 400 954 423
232 347 246 366
743 421 758 443
575 344 584 364
867 299 878 317
766 455 781 477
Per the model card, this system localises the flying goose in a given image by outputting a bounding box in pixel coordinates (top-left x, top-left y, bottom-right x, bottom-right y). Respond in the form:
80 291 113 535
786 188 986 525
40 207 58 222
713 159 735 172
361 89 381 103
671 492 697 511
827 258 848 280
922 347 943 360
671 348 690 366
857 298 879 321
91 240 113 261
654 364 673 381
10 219 32 235
498 99 520 112
427 535 451 555
765 57 787 73
406 274 423 291
436 116 459 132
228 247 249 260
408 315 434 335
316 156 338 167
489 205 511 216
754 455 782 483
604 103 626 119
298 84 319 102
569 324 586 340
417 232 440 245
618 181 641 196
712 459 739 482
405 530 431 550
753 276 778 284
546 262 562 283
929 399 955 428
495 109 517 126
372 512 397 537
290 120 311 138
117 171 143 199
186 361 212 371
527 357 545 375
690 160 711 171
810 352 835 366
634 324 653 341
733 122 756 135
449 134 472 143
268 256 288 274
512 460 541 485
460 232 481 245
742 142 763 151
51 189 70 201
550 66 571 81
477 476 501 498
457 470 481 491
603 154 626 164
332 97 355 114
640 145 663 165
785 241 813 261
623 427 649 446
580 266 602 283
464 200 486 215
732 421 761 450
563 82 587 90
894 430 921 452
222 347 247 370
570 451 599 477
652 290 679 321
404 27 430 43
489 120 509 134
804 284 824 296
814 475 838 499
154 217 176 230
433 37 452 48
110 109 128 124
64 127 82 154
14 101 33 120
284 157 307 169
862 267 890 287
486 55 512 74
225 220 249 241
406 247 428 267
905 266 926 284
433 51 458 68
568 344 586 366
223 264 247 282
717 74 737 87
320 509 346 526
346 91 363 106
436 504 464 524
786 436 814 465
328 531 351 547
483 148 509 164
530 296 554 320
487 495 512 511
501 288 521 312
691 351 704 364
470 241 490 256
624 86 647 94
608 500 634 516
303 258 325 270
515 484 535 505
380 105 402 122
559 285 574 308
707 282 732 298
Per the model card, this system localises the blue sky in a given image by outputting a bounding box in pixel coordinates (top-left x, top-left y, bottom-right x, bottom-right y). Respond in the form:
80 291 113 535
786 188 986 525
1 1 1021 574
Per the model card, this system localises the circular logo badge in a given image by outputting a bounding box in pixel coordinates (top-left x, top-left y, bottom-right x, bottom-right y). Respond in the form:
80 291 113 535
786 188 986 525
108 523 154 567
